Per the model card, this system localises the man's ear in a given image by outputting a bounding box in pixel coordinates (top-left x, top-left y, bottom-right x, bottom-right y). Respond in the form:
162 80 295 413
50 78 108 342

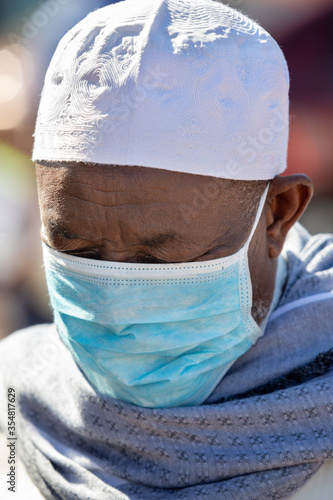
266 174 314 259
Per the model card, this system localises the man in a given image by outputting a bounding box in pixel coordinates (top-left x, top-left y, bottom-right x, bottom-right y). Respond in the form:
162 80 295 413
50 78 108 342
1 0 333 498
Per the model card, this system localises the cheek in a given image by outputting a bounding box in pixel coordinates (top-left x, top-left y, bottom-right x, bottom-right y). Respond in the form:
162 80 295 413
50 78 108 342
248 223 277 324
248 220 274 299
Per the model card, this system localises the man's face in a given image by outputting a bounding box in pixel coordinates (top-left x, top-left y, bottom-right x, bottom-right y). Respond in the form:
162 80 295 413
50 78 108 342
36 162 276 324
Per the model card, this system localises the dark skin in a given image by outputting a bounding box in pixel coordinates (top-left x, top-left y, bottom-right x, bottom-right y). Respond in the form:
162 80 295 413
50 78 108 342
36 162 313 324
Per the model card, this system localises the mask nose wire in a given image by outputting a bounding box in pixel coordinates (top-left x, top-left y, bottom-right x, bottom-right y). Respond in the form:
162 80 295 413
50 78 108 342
243 182 270 251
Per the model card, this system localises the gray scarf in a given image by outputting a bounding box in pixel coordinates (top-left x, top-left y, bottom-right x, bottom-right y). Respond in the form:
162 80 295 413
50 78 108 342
1 224 333 499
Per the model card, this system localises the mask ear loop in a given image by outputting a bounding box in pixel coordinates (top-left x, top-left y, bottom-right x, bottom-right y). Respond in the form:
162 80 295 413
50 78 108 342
239 182 270 336
243 182 270 251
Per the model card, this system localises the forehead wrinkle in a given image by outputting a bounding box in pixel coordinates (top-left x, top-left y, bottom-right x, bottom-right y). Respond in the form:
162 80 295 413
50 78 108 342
68 194 177 209
65 164 171 189
68 178 166 195
62 164 219 199
65 179 189 210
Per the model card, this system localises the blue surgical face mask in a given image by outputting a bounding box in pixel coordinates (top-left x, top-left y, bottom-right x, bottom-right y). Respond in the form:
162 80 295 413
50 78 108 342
43 185 269 408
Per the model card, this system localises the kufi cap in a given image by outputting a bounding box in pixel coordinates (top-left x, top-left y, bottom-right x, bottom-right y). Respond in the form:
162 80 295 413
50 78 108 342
32 0 290 180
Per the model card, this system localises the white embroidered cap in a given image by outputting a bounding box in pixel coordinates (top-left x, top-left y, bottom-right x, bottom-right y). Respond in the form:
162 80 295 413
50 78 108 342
32 0 290 180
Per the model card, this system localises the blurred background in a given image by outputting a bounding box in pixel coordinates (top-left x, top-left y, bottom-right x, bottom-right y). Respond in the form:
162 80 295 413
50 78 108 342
0 0 332 339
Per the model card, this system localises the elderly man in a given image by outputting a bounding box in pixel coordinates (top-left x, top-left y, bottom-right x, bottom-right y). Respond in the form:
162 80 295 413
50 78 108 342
1 0 333 498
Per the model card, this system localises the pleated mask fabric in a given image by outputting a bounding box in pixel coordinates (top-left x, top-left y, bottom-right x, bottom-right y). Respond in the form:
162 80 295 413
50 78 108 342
42 186 268 407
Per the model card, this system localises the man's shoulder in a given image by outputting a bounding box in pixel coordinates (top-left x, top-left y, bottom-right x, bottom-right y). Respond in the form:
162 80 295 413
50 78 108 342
281 223 333 303
0 323 72 433
284 222 333 266
0 323 62 392
0 323 57 359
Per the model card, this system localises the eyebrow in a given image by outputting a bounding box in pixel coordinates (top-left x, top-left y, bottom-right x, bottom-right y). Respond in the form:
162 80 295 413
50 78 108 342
139 232 177 248
46 222 79 241
46 222 178 247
